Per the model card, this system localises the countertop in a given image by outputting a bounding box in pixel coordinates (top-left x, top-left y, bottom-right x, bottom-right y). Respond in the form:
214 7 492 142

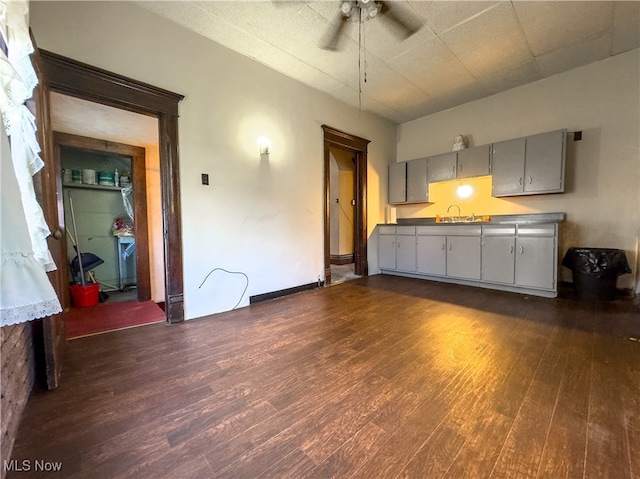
389 212 565 226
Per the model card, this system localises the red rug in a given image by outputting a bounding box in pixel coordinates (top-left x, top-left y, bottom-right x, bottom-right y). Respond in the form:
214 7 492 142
65 300 166 339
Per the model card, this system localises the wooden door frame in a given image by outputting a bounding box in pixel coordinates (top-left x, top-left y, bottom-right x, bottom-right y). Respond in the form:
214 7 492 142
52 132 152 302
37 49 185 323
322 125 370 285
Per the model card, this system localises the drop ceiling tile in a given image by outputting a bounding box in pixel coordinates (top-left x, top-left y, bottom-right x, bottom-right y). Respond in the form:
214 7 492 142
439 2 532 79
430 81 489 113
535 34 613 78
389 37 476 97
329 84 404 122
408 1 499 35
139 2 271 60
361 17 437 63
613 1 640 54
397 96 450 123
513 1 614 56
195 1 305 40
355 64 432 110
477 60 542 95
252 43 345 92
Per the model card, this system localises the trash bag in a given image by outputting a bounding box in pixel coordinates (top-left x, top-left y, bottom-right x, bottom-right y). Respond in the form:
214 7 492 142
562 248 631 278
562 248 631 300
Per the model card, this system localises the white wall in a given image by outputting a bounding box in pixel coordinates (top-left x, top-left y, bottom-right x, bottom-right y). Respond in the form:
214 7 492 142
397 50 640 291
29 1 396 319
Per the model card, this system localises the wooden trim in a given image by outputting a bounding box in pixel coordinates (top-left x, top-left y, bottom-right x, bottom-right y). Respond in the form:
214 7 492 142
330 254 355 265
38 50 185 322
38 50 183 116
53 132 152 302
322 125 370 285
249 282 320 304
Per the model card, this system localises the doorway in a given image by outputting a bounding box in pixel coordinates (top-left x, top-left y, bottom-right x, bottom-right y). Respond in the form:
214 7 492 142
322 125 370 285
53 131 155 303
328 147 359 284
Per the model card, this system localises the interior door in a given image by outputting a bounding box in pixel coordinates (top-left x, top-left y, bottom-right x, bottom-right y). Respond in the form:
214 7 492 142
30 33 68 390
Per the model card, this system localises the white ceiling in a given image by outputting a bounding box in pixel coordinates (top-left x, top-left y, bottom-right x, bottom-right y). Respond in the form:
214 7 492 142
137 0 640 124
50 92 159 147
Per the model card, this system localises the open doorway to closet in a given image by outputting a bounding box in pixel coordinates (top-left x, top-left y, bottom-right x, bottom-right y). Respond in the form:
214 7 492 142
50 96 166 339
54 131 153 303
322 125 370 286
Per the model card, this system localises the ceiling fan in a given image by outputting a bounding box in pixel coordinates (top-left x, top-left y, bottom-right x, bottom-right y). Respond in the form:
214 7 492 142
321 0 423 51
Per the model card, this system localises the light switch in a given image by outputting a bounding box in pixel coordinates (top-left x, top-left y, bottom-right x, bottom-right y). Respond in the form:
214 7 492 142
201 173 209 185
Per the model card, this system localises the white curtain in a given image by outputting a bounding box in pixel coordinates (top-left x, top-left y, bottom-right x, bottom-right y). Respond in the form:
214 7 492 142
0 0 62 326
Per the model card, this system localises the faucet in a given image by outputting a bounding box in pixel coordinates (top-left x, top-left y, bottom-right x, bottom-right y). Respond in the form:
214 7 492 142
447 204 461 222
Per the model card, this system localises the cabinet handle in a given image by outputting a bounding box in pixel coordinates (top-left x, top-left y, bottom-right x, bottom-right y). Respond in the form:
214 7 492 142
509 245 514 254
518 177 523 185
459 164 463 172
519 245 524 254
453 165 456 173
449 243 452 251
528 176 533 184
442 243 445 250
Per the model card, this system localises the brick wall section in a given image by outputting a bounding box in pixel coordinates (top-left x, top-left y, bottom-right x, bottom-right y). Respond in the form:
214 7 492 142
1 323 35 476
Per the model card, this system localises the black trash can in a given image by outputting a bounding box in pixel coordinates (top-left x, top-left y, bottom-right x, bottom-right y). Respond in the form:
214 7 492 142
562 248 632 300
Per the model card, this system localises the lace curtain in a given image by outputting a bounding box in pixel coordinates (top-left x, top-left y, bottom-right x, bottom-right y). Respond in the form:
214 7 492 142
0 0 62 326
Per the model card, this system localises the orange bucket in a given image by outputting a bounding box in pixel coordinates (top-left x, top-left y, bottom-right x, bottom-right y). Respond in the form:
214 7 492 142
69 283 100 308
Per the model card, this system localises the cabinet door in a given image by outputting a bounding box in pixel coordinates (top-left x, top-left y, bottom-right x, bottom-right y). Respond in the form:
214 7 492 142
524 129 566 194
482 237 515 284
396 234 416 272
378 234 397 270
515 237 555 289
388 162 407 204
406 158 428 203
491 138 525 197
446 236 481 280
457 145 490 178
428 152 457 183
416 235 446 276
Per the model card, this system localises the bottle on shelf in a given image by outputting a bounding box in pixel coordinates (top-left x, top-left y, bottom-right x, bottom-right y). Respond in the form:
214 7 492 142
115 169 120 187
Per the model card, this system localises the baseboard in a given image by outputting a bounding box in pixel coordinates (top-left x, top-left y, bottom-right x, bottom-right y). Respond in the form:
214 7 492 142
250 282 320 304
330 254 354 265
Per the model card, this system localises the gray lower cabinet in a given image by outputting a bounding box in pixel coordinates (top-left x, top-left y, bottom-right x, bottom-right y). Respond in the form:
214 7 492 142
378 226 397 270
446 234 481 280
416 226 481 280
378 226 416 272
515 225 557 290
380 223 559 297
492 129 566 197
388 162 407 204
481 226 516 284
396 227 417 272
417 234 446 276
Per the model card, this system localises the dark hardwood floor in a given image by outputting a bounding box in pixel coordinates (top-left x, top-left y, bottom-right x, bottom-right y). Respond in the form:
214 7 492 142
8 275 640 479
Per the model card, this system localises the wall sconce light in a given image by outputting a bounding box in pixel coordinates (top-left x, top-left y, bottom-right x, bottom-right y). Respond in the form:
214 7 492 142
257 136 271 157
456 183 474 199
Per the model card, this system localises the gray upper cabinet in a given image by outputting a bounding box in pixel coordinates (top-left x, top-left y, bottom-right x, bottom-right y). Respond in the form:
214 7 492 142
428 152 457 183
524 129 566 194
492 129 566 197
388 162 407 204
457 144 491 179
406 157 428 203
491 137 526 196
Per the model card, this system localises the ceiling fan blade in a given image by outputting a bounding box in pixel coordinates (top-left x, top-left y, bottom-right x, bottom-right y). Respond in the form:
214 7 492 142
320 14 350 51
378 1 423 40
